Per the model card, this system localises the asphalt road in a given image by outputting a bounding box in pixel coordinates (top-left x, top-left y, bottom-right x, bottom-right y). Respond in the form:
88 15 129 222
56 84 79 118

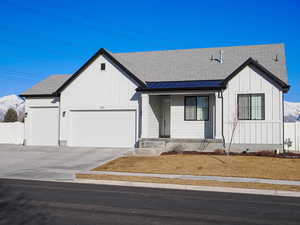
0 179 300 225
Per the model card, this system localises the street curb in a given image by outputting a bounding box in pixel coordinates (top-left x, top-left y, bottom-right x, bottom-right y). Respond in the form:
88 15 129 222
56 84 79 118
74 178 300 198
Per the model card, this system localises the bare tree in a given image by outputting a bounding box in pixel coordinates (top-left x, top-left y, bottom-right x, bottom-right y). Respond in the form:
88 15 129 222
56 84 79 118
226 108 239 155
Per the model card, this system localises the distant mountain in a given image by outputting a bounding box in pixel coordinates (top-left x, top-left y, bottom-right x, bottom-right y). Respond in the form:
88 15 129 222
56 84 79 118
284 101 300 122
0 94 299 122
0 95 25 121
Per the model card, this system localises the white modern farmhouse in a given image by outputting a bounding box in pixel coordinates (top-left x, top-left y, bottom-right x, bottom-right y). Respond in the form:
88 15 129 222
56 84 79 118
20 44 289 151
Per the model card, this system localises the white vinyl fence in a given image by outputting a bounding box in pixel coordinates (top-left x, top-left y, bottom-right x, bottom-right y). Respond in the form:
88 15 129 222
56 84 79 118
0 121 299 151
0 122 24 145
284 121 300 152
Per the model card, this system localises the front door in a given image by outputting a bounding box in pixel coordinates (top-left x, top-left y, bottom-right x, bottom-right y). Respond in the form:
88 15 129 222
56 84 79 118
159 96 171 137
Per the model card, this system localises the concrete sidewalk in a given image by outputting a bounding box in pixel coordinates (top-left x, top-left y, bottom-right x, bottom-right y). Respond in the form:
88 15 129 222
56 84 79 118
79 171 300 186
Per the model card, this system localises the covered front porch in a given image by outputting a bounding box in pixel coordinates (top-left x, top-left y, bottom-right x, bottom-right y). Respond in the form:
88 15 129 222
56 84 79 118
140 91 223 142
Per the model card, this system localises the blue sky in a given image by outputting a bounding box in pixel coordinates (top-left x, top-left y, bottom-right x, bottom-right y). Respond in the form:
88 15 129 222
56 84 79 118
0 0 299 101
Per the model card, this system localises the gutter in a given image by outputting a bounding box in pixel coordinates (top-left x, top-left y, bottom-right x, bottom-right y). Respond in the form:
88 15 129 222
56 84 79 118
19 94 60 98
136 86 225 92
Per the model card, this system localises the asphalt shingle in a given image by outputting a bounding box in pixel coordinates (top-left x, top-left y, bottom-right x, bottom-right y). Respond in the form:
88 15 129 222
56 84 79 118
20 44 288 96
113 43 288 83
21 74 70 96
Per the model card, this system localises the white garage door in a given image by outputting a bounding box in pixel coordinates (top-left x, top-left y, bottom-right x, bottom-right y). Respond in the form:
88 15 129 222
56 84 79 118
68 110 136 148
29 107 59 146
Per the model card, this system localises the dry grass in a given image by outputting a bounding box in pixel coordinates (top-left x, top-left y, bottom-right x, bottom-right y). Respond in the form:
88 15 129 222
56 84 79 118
76 174 300 192
93 155 300 181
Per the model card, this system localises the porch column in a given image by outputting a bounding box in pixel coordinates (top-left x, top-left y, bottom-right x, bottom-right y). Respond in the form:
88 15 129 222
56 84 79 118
215 92 223 139
141 93 149 138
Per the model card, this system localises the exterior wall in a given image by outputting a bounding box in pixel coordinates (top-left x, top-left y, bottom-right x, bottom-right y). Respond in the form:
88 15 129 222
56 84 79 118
170 95 214 139
60 55 140 145
214 92 223 139
148 95 160 138
223 65 283 146
24 97 59 145
141 94 160 138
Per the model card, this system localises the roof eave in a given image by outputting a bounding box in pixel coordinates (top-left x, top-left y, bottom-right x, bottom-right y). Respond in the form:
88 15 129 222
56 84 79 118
54 48 146 94
19 93 60 98
222 57 290 92
136 86 225 92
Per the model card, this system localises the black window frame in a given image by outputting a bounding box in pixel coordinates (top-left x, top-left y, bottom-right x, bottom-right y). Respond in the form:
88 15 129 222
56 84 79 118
237 93 265 121
100 63 106 71
184 96 209 121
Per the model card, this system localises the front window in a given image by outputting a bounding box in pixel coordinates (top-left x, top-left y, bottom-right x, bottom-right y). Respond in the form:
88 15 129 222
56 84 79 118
237 94 265 120
184 96 209 121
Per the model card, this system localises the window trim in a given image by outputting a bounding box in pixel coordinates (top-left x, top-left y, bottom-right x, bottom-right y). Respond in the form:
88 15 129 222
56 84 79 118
237 93 265 121
184 96 209 121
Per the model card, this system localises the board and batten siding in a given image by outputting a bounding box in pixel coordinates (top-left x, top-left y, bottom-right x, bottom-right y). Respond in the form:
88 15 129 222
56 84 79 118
170 95 214 139
60 54 140 143
223 65 283 145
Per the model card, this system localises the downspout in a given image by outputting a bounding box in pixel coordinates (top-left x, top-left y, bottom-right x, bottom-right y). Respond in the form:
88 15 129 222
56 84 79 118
220 90 226 148
282 92 285 153
58 98 61 148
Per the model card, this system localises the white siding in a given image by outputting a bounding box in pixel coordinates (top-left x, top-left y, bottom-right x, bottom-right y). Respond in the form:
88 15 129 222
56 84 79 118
223 66 283 145
141 94 160 138
148 96 160 138
170 95 214 139
60 55 140 144
214 92 222 139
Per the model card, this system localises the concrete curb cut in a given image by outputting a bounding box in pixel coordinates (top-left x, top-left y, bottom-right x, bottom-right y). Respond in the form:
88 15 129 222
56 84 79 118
85 149 134 171
74 178 300 198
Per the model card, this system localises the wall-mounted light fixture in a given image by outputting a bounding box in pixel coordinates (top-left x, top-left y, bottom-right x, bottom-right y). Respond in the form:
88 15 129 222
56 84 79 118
218 91 223 98
25 112 28 118
62 111 66 117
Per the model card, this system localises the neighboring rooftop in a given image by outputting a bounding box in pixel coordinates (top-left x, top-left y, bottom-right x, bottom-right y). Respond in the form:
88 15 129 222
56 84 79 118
21 74 70 96
20 44 288 96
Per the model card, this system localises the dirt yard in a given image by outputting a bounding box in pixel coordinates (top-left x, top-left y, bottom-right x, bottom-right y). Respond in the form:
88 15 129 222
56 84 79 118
92 155 300 181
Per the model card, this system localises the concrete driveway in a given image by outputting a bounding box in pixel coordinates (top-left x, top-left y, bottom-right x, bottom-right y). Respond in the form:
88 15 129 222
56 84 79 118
0 144 131 181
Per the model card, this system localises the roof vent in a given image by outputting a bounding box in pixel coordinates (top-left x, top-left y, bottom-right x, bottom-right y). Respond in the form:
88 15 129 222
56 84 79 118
210 51 224 63
220 50 224 64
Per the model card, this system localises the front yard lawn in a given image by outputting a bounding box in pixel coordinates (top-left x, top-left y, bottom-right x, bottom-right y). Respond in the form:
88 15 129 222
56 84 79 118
92 155 300 181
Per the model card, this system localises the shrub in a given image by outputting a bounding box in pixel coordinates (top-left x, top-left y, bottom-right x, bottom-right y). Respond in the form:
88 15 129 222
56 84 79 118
4 108 18 122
